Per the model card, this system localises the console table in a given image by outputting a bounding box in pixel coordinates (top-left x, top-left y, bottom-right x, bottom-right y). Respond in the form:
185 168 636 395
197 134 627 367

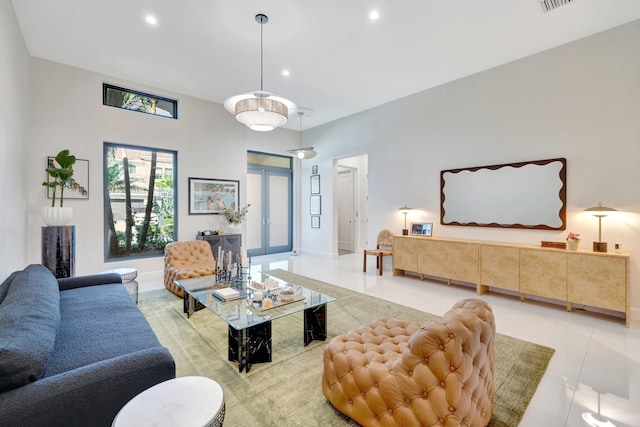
196 233 241 260
393 236 630 327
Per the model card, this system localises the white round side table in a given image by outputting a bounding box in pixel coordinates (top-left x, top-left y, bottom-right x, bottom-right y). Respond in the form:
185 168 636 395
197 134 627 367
112 376 225 427
101 267 138 304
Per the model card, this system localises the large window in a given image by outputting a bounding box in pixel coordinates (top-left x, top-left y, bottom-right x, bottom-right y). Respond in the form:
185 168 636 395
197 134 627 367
104 142 177 260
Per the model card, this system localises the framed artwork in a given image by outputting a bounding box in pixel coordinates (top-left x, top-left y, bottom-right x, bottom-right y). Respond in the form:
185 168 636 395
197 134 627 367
47 157 89 199
410 222 433 237
310 175 320 194
310 195 321 215
311 216 320 228
312 165 318 174
188 177 239 215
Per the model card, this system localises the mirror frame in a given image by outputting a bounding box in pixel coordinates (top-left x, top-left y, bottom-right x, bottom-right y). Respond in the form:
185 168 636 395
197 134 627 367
440 158 567 230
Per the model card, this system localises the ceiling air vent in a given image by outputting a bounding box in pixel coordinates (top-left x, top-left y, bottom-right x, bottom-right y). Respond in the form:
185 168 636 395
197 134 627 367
539 0 576 13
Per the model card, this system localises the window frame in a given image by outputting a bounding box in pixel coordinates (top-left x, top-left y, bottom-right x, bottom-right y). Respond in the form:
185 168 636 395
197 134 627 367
102 83 178 119
103 142 178 261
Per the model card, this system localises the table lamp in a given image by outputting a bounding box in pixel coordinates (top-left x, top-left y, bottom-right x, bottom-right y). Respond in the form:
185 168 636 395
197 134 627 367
398 204 413 235
584 202 617 253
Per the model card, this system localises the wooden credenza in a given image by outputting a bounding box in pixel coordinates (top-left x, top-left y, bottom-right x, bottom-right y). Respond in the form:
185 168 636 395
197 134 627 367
393 236 630 327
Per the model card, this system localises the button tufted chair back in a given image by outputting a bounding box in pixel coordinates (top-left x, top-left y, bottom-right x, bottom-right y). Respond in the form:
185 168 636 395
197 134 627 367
164 240 216 297
322 298 495 427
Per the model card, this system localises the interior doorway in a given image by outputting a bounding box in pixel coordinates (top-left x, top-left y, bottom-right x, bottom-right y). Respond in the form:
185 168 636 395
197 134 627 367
335 155 368 255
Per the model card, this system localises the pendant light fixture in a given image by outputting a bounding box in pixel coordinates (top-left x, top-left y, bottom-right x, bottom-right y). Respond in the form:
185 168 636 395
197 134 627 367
287 108 316 159
224 14 296 132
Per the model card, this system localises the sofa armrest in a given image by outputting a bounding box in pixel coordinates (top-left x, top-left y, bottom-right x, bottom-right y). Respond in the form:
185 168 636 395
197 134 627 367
0 347 175 427
58 273 122 291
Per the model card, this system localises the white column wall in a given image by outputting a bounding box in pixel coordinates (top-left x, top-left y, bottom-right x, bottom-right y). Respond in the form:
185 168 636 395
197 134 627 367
0 1 30 279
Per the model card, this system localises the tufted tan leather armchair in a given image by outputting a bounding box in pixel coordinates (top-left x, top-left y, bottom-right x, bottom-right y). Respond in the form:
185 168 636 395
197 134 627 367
164 240 216 297
322 299 495 427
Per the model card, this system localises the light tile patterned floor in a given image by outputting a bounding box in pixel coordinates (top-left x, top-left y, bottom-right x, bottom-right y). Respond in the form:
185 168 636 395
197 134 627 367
143 251 640 427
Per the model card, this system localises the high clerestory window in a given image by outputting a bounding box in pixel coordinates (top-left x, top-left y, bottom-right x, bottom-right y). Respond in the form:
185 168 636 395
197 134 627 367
104 142 178 260
103 83 178 119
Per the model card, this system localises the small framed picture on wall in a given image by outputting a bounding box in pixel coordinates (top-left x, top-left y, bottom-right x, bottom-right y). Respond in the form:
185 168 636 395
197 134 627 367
312 165 318 175
310 175 320 194
311 216 320 228
310 195 321 215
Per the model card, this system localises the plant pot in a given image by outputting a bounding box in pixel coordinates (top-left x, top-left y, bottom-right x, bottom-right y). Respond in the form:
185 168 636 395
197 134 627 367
567 239 580 251
42 207 73 226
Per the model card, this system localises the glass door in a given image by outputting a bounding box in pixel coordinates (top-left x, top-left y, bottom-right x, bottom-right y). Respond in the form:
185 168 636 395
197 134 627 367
247 152 292 257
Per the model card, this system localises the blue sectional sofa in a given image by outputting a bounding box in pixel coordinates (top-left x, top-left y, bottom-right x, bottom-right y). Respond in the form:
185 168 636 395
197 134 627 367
0 264 175 427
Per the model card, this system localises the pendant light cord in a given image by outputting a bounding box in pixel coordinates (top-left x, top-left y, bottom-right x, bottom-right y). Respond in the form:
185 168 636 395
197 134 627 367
260 17 264 92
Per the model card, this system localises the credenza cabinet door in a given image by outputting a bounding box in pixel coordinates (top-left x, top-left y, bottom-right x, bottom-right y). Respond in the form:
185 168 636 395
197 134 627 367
480 245 519 292
418 240 478 283
393 236 417 272
567 254 627 312
520 249 567 300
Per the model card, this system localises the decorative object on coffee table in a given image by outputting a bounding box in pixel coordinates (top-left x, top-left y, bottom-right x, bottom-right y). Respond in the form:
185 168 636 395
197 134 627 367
584 202 617 253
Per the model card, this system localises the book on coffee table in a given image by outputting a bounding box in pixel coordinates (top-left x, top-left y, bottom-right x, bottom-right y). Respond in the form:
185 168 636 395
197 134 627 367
212 287 246 301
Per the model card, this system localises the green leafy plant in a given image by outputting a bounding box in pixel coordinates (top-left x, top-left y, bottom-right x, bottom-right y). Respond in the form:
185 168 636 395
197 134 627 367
222 204 250 225
42 149 76 207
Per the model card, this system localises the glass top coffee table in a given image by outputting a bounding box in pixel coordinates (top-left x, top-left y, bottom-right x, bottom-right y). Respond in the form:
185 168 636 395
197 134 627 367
175 272 335 373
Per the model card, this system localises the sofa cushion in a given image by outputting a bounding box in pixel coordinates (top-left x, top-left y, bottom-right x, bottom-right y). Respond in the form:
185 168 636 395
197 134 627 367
42 283 165 377
0 264 60 392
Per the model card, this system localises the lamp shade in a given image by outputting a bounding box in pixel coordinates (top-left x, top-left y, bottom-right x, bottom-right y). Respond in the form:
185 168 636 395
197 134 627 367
398 204 414 212
224 91 295 132
286 108 316 158
287 147 317 159
584 202 617 216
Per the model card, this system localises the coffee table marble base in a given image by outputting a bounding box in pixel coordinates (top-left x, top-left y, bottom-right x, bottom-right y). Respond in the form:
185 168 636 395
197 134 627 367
183 292 206 318
228 322 272 373
304 304 328 345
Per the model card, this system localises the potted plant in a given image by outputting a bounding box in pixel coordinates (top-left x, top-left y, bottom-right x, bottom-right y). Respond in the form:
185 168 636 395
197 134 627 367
566 232 581 251
221 204 250 234
41 149 76 226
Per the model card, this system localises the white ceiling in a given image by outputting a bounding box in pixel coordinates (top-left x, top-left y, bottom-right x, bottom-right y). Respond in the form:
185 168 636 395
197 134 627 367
11 0 640 130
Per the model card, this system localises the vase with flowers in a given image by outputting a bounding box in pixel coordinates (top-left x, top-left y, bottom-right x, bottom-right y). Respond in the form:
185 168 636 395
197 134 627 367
222 204 250 233
567 232 581 251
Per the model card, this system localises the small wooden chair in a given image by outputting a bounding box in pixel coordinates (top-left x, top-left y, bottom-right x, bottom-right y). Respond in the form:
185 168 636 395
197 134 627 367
363 229 394 275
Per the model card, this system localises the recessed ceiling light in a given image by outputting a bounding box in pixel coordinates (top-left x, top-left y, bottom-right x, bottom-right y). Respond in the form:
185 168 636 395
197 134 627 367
145 15 158 25
282 70 290 77
369 10 380 20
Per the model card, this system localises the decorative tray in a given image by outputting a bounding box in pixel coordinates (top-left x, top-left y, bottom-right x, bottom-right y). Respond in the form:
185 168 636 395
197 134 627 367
249 295 306 312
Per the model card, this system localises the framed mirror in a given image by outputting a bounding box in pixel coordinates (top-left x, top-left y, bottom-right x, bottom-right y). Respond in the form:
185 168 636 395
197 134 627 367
440 158 566 230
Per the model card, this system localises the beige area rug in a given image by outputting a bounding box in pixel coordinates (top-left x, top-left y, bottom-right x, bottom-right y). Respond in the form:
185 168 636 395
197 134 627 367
139 269 554 427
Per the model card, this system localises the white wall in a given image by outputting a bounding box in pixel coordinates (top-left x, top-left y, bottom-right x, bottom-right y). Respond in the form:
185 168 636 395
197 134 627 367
302 21 640 321
0 1 30 279
25 58 297 286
